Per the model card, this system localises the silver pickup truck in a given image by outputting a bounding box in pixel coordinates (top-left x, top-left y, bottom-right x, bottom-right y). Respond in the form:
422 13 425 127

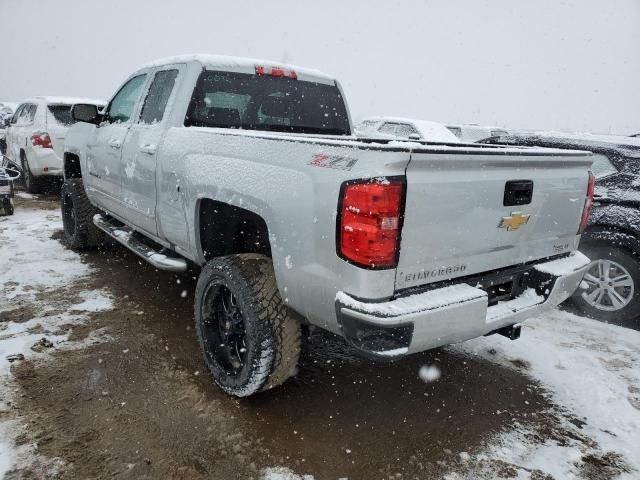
62 54 593 397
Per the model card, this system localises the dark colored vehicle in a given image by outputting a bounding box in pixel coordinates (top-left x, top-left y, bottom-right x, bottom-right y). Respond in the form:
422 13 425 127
483 133 640 323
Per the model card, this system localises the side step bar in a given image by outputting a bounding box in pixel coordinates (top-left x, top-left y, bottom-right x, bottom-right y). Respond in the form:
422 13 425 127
93 214 187 272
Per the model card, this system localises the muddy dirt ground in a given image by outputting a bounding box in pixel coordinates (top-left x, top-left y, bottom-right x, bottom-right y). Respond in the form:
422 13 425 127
1 195 621 480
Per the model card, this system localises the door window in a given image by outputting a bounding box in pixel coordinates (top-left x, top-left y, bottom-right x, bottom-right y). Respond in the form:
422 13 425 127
395 123 419 139
26 104 37 123
10 104 25 124
139 69 179 125
378 123 398 135
105 74 148 124
17 104 36 125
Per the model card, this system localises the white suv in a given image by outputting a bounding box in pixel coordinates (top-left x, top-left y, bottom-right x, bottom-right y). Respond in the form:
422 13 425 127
6 97 105 192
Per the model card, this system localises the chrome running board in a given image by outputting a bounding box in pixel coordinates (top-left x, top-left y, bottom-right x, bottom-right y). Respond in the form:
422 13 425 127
93 214 187 272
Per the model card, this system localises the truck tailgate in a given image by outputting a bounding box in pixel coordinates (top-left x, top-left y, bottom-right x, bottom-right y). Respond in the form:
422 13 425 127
396 149 593 290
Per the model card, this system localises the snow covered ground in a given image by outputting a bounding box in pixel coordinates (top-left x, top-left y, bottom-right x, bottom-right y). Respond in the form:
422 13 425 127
450 310 640 479
0 208 113 478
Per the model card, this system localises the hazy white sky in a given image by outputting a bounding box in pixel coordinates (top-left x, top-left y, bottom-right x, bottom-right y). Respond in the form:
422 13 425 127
1 0 638 133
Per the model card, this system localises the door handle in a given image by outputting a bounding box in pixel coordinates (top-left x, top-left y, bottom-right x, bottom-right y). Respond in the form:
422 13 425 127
108 139 122 149
139 144 157 155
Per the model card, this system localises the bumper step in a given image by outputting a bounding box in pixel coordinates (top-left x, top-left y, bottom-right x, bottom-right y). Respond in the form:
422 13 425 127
93 214 187 272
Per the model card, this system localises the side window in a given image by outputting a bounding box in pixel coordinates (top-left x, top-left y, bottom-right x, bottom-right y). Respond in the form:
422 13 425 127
395 123 419 139
378 123 398 135
105 74 147 124
139 69 179 125
447 126 461 138
26 104 37 123
590 153 618 179
16 104 35 125
10 105 25 124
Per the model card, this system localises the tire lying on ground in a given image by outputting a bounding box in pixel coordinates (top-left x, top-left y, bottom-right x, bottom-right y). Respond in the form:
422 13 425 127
571 242 640 322
61 178 105 249
194 254 301 397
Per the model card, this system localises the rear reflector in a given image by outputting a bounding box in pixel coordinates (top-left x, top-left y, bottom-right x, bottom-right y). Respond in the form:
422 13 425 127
338 178 405 268
255 65 297 80
578 171 595 234
31 132 52 149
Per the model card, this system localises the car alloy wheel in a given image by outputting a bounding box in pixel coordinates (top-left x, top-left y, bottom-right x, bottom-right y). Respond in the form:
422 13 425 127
200 283 248 376
581 259 635 312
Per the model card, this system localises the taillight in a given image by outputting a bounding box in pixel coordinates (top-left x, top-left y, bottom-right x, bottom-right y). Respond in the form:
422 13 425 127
338 178 405 269
31 132 52 149
578 171 595 234
255 65 297 80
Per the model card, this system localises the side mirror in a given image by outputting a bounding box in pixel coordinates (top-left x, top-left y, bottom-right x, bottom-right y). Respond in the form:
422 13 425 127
72 104 101 125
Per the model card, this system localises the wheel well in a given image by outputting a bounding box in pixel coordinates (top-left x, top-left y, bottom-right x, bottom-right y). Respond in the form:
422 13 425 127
64 153 82 179
198 199 271 261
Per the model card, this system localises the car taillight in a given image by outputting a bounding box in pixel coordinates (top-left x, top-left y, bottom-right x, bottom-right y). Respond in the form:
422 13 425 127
31 132 52 149
338 178 405 269
255 65 297 80
578 171 595 234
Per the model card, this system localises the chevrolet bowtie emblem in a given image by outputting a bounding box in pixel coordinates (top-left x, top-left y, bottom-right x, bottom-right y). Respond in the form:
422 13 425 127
499 212 530 231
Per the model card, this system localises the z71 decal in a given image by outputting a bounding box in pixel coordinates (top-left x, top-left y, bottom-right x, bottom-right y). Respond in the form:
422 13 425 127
309 153 358 171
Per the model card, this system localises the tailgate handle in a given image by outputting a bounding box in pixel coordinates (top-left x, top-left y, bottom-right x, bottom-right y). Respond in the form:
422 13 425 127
504 180 533 206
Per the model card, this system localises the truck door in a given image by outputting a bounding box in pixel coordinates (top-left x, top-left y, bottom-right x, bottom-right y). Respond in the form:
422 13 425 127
85 73 148 217
120 66 181 236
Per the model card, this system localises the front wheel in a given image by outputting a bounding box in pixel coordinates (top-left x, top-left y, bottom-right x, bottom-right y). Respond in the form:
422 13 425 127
194 254 301 397
571 243 640 322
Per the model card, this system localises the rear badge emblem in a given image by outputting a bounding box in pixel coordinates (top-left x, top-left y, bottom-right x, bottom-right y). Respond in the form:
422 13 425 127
499 212 530 231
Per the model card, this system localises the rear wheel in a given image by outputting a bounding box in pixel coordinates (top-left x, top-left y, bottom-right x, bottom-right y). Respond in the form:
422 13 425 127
571 243 640 322
194 254 301 397
21 154 42 194
61 178 105 249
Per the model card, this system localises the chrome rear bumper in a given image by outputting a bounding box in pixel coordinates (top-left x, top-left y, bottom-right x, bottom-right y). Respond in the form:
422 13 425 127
335 252 590 359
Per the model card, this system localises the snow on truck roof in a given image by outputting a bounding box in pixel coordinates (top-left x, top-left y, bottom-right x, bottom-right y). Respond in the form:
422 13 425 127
21 96 107 106
141 54 335 82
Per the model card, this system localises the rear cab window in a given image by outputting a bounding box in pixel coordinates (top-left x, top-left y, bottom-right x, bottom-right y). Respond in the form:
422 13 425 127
185 70 350 135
